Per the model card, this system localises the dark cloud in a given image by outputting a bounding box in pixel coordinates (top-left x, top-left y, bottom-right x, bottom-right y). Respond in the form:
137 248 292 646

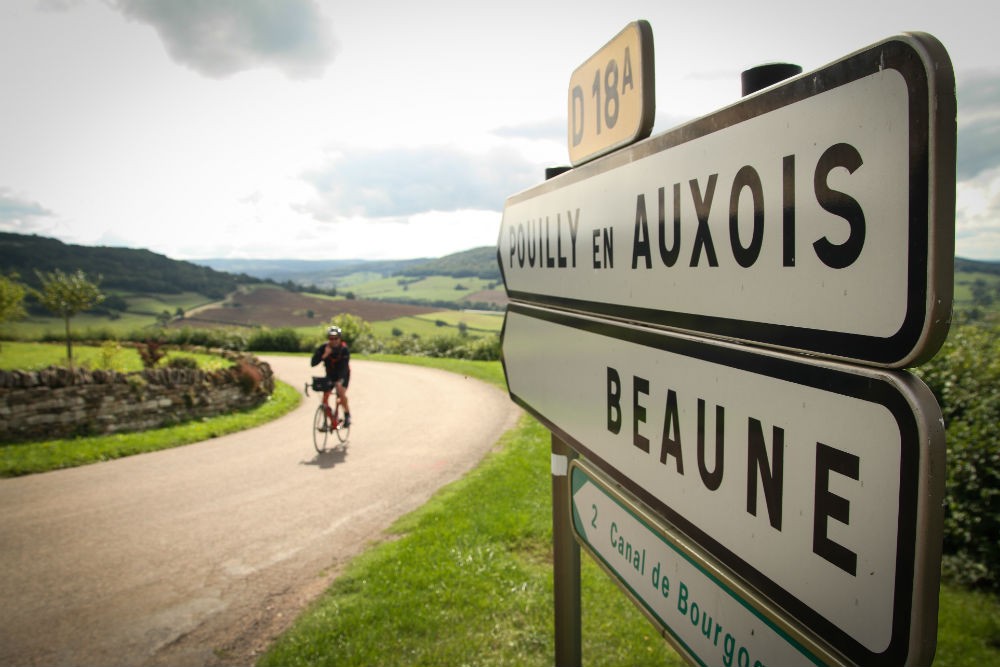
958 71 1000 113
300 146 540 220
957 71 1000 180
111 0 336 79
957 117 1000 181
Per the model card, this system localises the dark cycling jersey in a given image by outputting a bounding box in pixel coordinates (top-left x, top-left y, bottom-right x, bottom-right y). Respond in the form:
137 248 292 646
310 340 351 387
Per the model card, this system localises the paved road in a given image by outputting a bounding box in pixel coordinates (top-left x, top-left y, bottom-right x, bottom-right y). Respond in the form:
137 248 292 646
0 357 521 667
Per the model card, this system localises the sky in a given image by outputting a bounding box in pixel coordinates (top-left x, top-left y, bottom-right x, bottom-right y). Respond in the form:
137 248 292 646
0 0 997 262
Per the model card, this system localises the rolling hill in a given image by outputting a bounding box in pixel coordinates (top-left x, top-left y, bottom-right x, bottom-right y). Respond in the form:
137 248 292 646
0 232 259 299
194 246 501 286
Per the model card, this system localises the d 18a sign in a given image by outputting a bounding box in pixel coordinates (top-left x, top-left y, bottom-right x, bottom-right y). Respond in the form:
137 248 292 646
567 20 655 166
500 33 955 368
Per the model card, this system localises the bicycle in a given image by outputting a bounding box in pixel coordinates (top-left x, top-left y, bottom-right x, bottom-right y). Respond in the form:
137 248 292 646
305 376 350 453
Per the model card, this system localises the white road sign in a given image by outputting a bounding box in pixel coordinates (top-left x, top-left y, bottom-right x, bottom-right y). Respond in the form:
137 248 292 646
501 304 945 666
499 33 955 368
570 461 842 667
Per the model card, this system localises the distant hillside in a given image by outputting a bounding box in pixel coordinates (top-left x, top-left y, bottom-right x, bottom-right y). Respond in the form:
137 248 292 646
196 246 500 285
956 257 1000 275
399 247 500 281
0 232 259 299
195 257 428 283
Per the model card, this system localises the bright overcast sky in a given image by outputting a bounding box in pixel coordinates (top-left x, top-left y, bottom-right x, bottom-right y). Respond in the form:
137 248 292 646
0 0 997 261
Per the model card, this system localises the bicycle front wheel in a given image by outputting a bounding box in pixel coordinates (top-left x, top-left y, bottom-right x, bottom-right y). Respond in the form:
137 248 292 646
334 417 350 444
313 405 329 453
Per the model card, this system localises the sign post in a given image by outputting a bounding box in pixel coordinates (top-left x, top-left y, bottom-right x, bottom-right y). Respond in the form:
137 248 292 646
498 24 954 667
551 434 581 667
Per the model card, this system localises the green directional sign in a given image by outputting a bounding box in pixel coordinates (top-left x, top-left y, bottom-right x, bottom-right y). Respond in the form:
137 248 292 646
570 460 843 667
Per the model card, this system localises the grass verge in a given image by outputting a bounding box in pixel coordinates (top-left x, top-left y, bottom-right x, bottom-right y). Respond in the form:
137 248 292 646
260 357 1000 667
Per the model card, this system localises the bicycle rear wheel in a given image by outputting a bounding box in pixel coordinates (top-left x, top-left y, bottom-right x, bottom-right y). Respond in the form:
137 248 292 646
313 405 329 453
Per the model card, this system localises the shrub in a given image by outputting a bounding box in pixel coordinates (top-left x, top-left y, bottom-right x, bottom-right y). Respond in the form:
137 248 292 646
915 323 1000 590
166 356 199 370
98 340 125 371
137 340 166 368
233 357 264 394
248 327 302 353
323 313 376 351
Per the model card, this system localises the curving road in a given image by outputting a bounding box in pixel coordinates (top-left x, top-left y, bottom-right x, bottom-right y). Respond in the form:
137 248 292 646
0 357 521 667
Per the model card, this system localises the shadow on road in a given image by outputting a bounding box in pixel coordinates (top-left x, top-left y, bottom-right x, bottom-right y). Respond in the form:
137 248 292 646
301 447 349 469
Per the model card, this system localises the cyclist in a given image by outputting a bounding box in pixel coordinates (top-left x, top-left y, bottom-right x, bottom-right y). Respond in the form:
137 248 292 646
310 325 351 427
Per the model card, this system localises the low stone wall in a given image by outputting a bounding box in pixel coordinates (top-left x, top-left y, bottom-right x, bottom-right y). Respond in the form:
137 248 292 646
0 357 274 443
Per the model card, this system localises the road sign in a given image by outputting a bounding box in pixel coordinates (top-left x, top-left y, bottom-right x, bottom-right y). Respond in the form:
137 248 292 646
570 460 843 667
501 303 945 666
500 32 956 368
568 20 655 166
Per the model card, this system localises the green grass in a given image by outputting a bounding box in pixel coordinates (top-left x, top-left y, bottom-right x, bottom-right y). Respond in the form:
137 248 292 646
0 291 213 340
0 340 229 372
367 311 503 340
934 585 1000 666
258 358 1000 667
4 313 158 340
350 275 498 301
123 290 212 314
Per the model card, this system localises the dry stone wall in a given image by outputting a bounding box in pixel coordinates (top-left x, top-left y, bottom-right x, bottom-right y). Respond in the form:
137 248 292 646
0 357 274 443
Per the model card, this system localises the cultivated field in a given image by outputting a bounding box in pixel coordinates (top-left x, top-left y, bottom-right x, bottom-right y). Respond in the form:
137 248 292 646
176 285 442 329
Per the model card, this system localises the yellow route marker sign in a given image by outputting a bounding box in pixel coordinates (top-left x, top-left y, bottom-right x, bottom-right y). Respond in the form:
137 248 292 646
567 20 655 166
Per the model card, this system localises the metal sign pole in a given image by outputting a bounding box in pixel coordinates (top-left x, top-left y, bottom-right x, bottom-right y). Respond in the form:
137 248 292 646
551 433 581 667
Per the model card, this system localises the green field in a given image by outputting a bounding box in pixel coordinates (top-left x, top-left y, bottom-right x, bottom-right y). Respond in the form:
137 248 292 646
2 291 215 340
288 309 503 343
122 290 214 314
349 275 500 301
954 271 1000 303
0 340 229 372
368 311 504 339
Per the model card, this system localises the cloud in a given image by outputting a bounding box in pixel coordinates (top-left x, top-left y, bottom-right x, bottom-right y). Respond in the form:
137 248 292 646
0 189 54 233
110 0 337 79
299 146 540 221
955 165 1000 259
493 118 565 143
36 0 84 11
956 71 1000 180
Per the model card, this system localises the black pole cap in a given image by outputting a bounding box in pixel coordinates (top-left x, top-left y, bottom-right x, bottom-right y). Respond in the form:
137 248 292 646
545 166 571 180
741 63 803 97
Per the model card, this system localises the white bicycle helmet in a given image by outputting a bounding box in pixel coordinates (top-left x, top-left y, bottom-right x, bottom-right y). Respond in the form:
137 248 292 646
327 326 342 337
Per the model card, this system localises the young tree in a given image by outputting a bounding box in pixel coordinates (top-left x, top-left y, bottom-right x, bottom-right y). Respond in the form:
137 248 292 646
0 274 26 326
33 269 105 365
0 274 27 350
